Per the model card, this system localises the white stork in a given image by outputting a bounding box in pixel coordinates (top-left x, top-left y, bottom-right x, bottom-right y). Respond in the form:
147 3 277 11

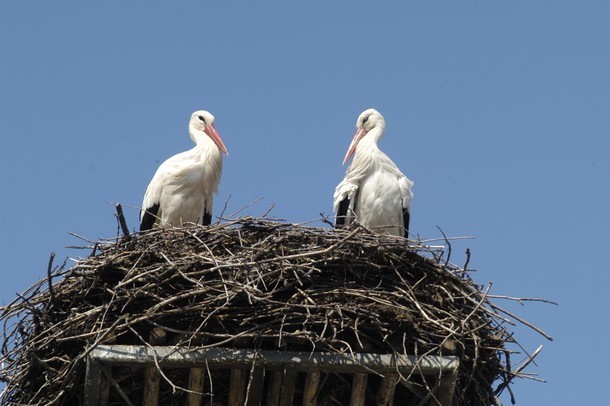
333 108 414 237
139 110 228 231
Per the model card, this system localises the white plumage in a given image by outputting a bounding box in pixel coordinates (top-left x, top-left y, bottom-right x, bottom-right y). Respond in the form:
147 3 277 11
140 110 228 231
333 108 414 237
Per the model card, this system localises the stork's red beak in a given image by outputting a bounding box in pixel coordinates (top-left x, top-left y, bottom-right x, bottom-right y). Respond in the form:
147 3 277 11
342 128 366 165
205 124 229 156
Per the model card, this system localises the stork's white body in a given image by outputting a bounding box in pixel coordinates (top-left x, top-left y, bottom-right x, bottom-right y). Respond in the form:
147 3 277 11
333 109 413 237
140 111 228 231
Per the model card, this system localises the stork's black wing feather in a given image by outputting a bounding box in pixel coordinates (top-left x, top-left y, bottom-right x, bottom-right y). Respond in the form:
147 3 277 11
335 197 350 228
402 207 410 238
140 203 160 232
202 210 212 226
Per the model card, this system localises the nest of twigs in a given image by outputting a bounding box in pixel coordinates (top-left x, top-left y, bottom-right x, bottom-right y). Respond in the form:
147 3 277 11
0 217 549 405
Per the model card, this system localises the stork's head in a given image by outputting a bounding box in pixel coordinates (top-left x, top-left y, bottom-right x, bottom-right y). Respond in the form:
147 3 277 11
342 108 385 165
189 110 229 155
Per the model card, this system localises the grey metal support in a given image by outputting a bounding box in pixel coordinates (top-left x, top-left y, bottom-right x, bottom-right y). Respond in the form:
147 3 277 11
302 371 321 406
228 368 246 406
434 368 459 406
84 357 102 406
350 373 368 406
88 345 458 374
279 367 297 406
245 364 265 406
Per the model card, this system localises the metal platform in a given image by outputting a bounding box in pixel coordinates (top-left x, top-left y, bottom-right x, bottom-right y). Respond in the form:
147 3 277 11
85 345 459 405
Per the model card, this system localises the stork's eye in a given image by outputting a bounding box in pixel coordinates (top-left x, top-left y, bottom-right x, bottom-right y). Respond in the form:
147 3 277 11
198 115 206 123
363 116 369 124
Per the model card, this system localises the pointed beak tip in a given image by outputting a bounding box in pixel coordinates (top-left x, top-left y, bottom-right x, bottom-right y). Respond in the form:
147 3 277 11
205 125 228 156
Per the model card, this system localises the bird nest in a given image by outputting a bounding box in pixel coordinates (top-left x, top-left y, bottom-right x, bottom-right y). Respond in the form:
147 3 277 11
0 217 548 405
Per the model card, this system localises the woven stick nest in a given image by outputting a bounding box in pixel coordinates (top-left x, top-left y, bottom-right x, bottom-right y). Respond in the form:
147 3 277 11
0 217 549 405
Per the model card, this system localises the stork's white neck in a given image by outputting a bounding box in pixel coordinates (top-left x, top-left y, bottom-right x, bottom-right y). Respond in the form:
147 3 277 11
360 122 385 148
189 127 224 195
345 123 390 183
188 130 223 176
189 127 205 144
189 127 220 153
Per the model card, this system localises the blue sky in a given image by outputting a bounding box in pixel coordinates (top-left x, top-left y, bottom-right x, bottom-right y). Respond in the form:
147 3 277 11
1 1 609 404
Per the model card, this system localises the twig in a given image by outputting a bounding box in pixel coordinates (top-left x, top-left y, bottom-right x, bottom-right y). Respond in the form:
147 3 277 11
114 203 131 241
494 345 544 397
89 242 99 258
47 252 56 302
489 303 554 341
463 248 471 274
227 196 264 218
436 225 451 266
486 295 558 306
218 194 231 222
68 232 96 244
262 203 275 218
318 212 334 227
